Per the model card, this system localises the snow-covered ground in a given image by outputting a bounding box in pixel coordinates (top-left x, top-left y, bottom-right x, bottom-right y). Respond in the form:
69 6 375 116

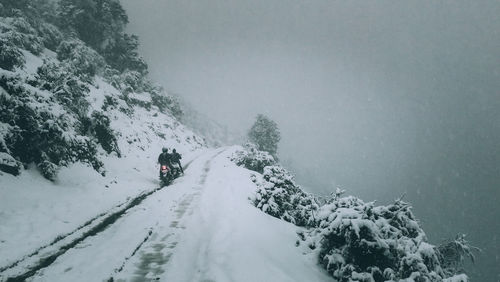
0 146 333 281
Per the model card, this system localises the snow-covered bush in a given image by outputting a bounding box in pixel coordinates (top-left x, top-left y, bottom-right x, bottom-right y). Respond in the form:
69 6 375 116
103 69 183 116
0 74 104 180
231 143 276 173
36 21 63 51
150 90 183 119
231 144 317 226
104 69 147 94
0 17 44 55
89 111 121 157
235 142 473 280
152 92 182 117
56 39 106 82
56 0 128 51
252 165 319 227
297 194 473 282
102 95 119 111
0 152 21 175
7 16 35 34
119 70 143 93
437 234 477 277
37 159 58 180
103 33 148 74
0 37 25 71
34 59 91 117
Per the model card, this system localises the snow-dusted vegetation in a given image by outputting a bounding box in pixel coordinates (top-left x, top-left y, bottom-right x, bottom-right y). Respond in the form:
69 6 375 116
230 142 275 173
232 145 475 281
0 0 190 180
251 165 319 228
0 0 206 275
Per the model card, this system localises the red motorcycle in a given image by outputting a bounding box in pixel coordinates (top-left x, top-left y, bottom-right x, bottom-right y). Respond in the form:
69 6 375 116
159 163 182 187
159 164 172 187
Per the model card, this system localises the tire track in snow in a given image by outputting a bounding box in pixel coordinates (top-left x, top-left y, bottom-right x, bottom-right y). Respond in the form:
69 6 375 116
189 149 235 282
110 148 226 282
0 153 205 282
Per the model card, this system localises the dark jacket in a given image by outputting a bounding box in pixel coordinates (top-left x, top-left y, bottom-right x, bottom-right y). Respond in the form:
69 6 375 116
171 152 182 163
158 152 171 165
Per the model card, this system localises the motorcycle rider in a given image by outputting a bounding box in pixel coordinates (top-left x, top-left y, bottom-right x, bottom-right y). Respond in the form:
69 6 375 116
171 149 184 174
157 147 172 177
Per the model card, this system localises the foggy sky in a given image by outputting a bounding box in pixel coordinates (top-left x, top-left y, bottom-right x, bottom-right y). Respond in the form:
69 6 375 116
120 0 499 279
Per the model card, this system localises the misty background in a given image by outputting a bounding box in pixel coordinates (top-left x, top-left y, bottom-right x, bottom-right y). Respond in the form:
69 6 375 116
120 0 499 280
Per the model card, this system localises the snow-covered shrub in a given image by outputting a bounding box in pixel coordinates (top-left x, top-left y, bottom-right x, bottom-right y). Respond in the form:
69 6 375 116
53 76 90 117
437 234 477 277
0 17 44 55
150 90 183 119
127 93 152 110
300 196 460 281
36 21 63 51
104 69 146 94
56 39 106 82
231 143 276 173
102 95 119 111
7 16 35 34
120 70 143 93
0 152 21 175
89 111 121 157
34 59 91 117
102 33 148 74
103 69 177 114
0 122 11 153
56 0 128 51
237 147 474 281
0 74 104 180
232 144 318 226
0 37 25 71
37 159 58 180
253 165 319 227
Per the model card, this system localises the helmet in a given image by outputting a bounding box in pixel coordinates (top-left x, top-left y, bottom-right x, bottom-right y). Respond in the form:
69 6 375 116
162 147 168 153
173 149 177 153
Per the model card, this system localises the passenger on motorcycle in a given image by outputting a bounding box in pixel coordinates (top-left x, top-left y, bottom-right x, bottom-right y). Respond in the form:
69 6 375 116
171 149 184 174
157 147 172 177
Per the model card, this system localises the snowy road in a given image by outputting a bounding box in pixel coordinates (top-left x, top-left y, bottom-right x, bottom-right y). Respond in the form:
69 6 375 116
1 147 333 282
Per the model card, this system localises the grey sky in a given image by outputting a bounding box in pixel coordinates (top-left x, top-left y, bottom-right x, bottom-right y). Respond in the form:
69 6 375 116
120 0 499 279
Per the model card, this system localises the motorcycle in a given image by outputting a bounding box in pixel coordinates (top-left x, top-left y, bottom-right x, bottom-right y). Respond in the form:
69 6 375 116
159 164 172 187
159 163 182 187
170 162 182 179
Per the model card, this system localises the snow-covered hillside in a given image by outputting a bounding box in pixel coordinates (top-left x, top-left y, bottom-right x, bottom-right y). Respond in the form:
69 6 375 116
0 40 209 280
0 70 205 269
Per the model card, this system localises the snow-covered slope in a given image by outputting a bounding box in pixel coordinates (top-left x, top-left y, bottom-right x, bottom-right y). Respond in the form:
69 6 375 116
0 79 204 263
0 37 207 276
